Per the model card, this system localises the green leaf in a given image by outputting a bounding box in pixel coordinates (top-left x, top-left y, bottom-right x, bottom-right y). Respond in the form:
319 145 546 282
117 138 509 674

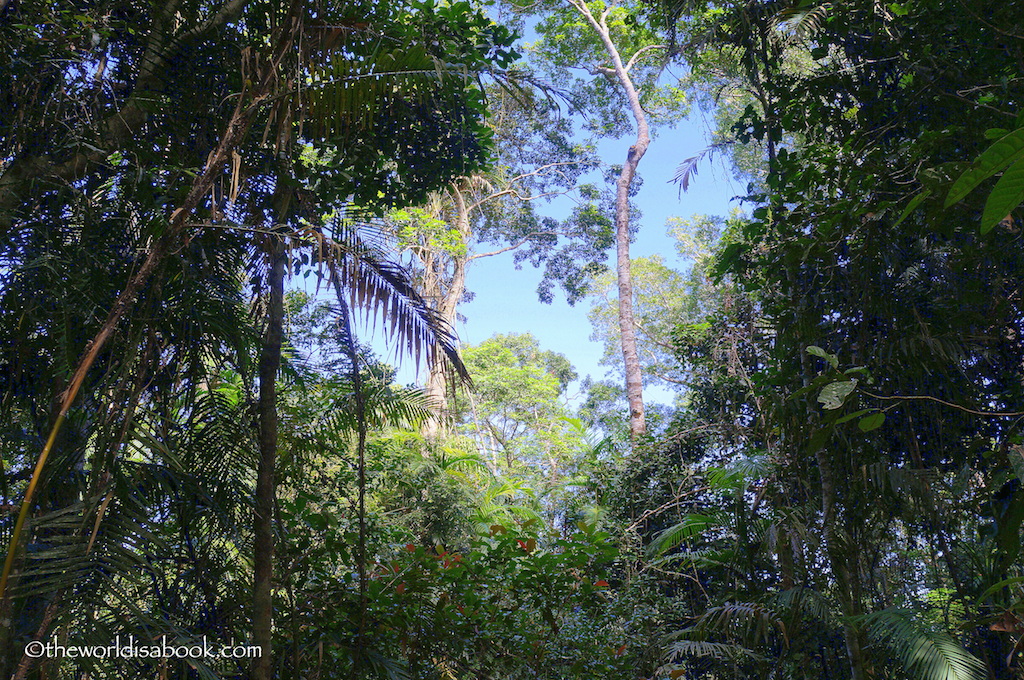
979 157 1024 234
858 412 886 432
818 379 857 409
977 575 1024 602
893 190 930 227
861 608 986 680
834 409 870 425
946 128 1024 207
646 514 718 557
804 424 834 455
806 345 839 369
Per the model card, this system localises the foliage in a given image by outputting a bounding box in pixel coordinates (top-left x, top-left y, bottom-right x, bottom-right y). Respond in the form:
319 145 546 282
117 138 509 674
4 0 1024 679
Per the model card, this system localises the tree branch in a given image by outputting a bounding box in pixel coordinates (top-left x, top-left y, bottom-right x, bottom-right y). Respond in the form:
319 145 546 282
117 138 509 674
466 160 584 212
861 390 1024 417
625 44 667 72
467 231 561 261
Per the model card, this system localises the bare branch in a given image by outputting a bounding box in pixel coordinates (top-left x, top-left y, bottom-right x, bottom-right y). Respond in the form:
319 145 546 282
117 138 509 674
467 231 561 261
861 390 1024 417
466 160 584 212
626 485 706 532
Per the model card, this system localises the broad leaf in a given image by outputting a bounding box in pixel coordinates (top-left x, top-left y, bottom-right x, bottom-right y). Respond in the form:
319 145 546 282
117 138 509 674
979 157 1024 234
858 412 886 432
946 128 1024 207
807 345 839 369
893 190 930 227
818 379 857 409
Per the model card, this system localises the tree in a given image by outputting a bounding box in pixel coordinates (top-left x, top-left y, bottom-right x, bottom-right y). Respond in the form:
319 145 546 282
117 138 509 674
587 213 732 392
512 0 689 438
385 85 604 435
455 334 581 480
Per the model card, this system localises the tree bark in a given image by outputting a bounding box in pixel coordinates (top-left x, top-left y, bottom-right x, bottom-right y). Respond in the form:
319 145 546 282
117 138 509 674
422 182 471 438
253 234 286 680
570 0 651 438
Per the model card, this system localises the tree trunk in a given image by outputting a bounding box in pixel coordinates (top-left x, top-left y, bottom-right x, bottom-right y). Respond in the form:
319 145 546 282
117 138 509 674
815 445 868 680
253 234 285 680
615 149 647 439
570 0 651 438
422 182 471 438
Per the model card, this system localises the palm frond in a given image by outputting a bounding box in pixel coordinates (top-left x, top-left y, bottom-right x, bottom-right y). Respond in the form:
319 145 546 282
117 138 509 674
770 587 835 624
769 2 832 43
692 602 788 647
669 142 733 197
859 608 986 680
325 217 469 383
646 514 718 557
666 639 764 662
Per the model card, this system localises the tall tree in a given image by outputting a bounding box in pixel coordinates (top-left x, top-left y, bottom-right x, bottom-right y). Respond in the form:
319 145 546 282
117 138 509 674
513 0 688 438
386 86 602 435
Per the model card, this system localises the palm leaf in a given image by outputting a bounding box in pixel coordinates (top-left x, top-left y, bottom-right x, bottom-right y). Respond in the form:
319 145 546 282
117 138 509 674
324 217 469 383
646 514 719 557
666 639 764 661
859 608 986 680
769 2 832 42
669 142 733 196
692 602 788 647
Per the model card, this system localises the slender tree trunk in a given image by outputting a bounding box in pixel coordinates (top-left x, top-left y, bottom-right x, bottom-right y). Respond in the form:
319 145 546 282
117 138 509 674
615 149 647 439
253 234 286 680
816 447 868 680
570 0 650 438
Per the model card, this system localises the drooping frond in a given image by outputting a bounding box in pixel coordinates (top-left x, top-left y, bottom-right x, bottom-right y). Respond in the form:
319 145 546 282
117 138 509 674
303 37 465 141
768 2 832 43
771 587 835 625
324 216 469 383
860 608 986 680
691 602 788 648
321 382 435 435
670 142 733 196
